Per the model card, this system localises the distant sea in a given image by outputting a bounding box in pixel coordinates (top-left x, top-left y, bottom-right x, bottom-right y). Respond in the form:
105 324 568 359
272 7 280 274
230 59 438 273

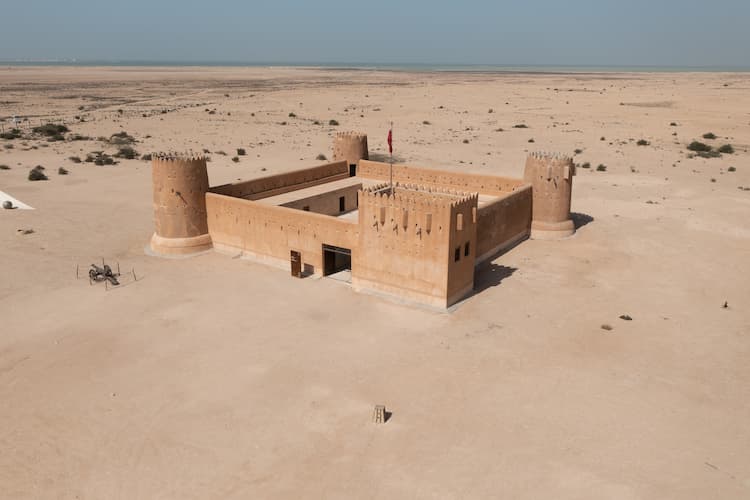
1 61 748 73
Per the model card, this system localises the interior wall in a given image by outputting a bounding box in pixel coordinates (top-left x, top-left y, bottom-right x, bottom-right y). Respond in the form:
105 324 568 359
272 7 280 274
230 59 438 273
280 184 361 216
209 161 349 200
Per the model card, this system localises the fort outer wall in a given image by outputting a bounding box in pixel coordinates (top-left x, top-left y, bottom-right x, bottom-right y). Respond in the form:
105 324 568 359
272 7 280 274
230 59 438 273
205 193 358 275
359 159 533 266
475 186 532 263
210 161 349 200
446 195 479 306
358 160 526 195
352 187 478 308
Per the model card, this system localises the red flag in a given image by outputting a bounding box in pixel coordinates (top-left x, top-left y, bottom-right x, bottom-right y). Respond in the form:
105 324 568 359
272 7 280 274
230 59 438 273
387 128 393 154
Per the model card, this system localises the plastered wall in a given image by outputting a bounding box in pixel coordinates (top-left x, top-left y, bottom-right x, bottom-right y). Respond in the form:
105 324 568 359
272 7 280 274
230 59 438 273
352 187 474 307
210 161 349 200
280 184 361 216
476 186 532 262
447 197 479 305
358 160 526 195
206 193 358 275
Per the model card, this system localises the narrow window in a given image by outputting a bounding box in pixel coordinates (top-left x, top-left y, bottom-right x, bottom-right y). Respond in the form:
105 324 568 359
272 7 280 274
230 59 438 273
456 213 464 231
464 242 470 256
454 247 461 262
339 196 345 213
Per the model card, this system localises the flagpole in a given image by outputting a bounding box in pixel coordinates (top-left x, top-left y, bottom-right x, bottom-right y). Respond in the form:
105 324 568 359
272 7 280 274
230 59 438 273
389 121 393 193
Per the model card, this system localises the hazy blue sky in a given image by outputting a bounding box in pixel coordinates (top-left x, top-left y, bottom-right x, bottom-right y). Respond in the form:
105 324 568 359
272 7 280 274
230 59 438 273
1 0 748 66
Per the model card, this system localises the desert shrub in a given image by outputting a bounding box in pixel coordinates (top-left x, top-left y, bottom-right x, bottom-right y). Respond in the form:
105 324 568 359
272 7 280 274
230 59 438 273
232 156 240 163
115 146 138 159
718 144 734 154
669 122 677 126
4 143 13 149
580 162 591 169
33 123 68 137
69 156 82 163
69 134 90 141
600 136 606 141
637 139 650 146
237 148 246 156
596 164 607 172
108 131 135 145
140 153 152 161
87 151 116 165
58 167 69 175
574 148 583 154
696 150 721 158
488 108 494 113
728 166 736 172
512 124 528 128
702 132 717 139
328 119 339 126
279 121 287 126
0 128 22 140
288 112 297 118
47 134 65 142
316 153 327 161
687 141 711 152
422 120 431 125
463 139 470 144
28 166 48 181
215 150 227 155
528 138 535 143
0 164 10 170
313 120 321 125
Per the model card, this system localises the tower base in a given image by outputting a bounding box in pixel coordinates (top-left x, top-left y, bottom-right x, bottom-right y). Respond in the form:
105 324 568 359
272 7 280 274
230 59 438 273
149 233 213 257
530 219 575 240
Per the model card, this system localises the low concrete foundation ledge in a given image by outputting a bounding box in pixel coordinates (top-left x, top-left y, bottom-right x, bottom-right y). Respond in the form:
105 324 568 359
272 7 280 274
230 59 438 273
149 233 213 256
530 219 575 240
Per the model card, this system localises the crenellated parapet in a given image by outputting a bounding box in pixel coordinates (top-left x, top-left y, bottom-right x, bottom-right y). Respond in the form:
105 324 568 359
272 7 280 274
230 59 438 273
149 152 213 256
523 151 575 239
333 131 368 170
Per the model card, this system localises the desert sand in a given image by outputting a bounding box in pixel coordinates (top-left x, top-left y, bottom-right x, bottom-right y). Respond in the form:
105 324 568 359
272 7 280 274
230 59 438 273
0 66 749 499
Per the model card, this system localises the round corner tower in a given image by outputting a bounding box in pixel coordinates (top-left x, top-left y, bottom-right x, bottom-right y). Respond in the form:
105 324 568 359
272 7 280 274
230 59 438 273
149 153 212 256
332 131 368 169
523 152 576 240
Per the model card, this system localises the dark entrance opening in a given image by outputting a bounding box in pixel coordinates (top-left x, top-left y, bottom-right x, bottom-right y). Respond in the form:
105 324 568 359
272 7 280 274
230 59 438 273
339 196 346 213
349 164 357 177
323 244 351 276
290 250 302 278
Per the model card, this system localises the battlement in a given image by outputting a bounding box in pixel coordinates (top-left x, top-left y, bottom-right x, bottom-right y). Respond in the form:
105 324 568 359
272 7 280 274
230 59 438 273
152 152 209 164
528 151 573 164
360 182 478 209
335 131 367 140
